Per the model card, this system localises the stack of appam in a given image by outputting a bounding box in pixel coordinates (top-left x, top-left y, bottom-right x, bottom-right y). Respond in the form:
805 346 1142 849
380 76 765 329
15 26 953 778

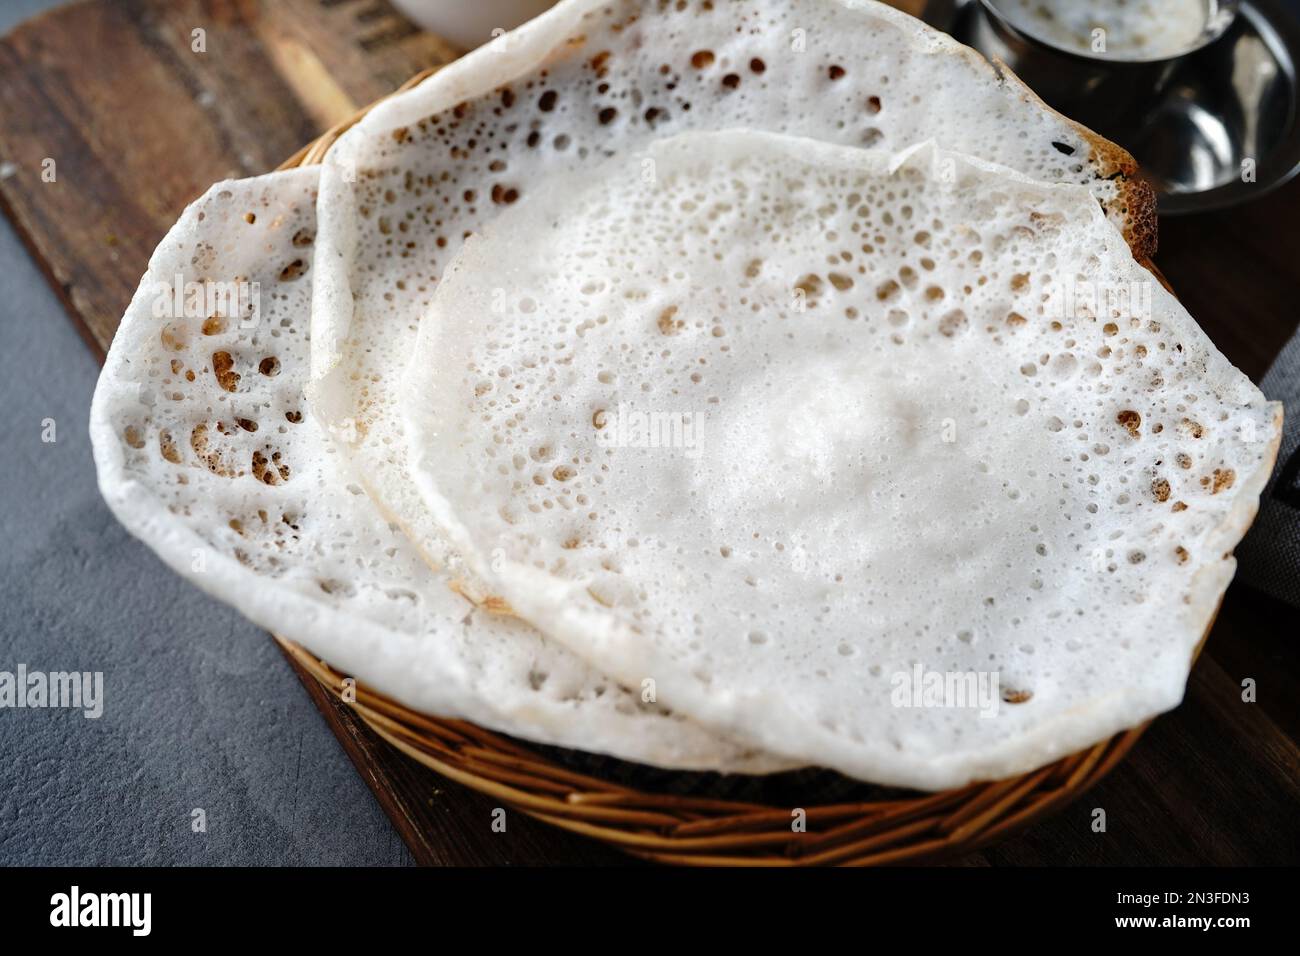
92 0 1282 790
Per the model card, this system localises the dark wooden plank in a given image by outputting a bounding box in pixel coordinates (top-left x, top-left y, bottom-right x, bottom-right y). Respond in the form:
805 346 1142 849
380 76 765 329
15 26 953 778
1205 585 1300 742
1158 191 1300 381
981 647 1300 866
0 0 457 358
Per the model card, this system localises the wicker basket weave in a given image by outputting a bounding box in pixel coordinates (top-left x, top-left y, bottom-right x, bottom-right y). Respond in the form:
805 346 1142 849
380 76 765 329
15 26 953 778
275 68 1189 866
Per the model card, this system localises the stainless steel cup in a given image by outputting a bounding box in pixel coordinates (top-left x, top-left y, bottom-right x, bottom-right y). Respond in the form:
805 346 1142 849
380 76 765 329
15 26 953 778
973 1 1240 135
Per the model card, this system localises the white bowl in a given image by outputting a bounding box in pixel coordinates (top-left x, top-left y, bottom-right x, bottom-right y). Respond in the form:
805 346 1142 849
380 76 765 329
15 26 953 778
390 0 558 50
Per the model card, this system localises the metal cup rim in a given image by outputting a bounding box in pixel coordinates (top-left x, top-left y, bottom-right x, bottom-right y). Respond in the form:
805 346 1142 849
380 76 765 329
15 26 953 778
976 0 1240 67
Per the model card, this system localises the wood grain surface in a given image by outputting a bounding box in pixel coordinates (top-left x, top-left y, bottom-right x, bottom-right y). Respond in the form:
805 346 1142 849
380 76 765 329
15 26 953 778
1 0 1295 866
0 0 456 360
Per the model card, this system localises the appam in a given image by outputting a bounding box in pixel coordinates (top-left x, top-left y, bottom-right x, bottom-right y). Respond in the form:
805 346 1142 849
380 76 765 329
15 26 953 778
88 169 790 773
400 131 1281 790
307 0 1157 622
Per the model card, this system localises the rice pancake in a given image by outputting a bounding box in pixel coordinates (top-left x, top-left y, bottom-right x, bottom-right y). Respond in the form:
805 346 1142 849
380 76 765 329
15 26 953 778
400 131 1281 789
306 0 1156 622
89 169 792 773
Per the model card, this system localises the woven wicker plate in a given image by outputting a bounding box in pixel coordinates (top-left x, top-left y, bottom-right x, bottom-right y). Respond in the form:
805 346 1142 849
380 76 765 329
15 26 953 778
276 68 1203 867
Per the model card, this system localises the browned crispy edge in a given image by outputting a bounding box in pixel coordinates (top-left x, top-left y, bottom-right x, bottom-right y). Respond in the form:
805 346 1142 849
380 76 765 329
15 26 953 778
926 20 1159 262
988 56 1159 262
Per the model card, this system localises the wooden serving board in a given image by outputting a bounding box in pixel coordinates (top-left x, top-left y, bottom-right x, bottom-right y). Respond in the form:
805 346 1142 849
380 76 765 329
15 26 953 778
2 0 1296 866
